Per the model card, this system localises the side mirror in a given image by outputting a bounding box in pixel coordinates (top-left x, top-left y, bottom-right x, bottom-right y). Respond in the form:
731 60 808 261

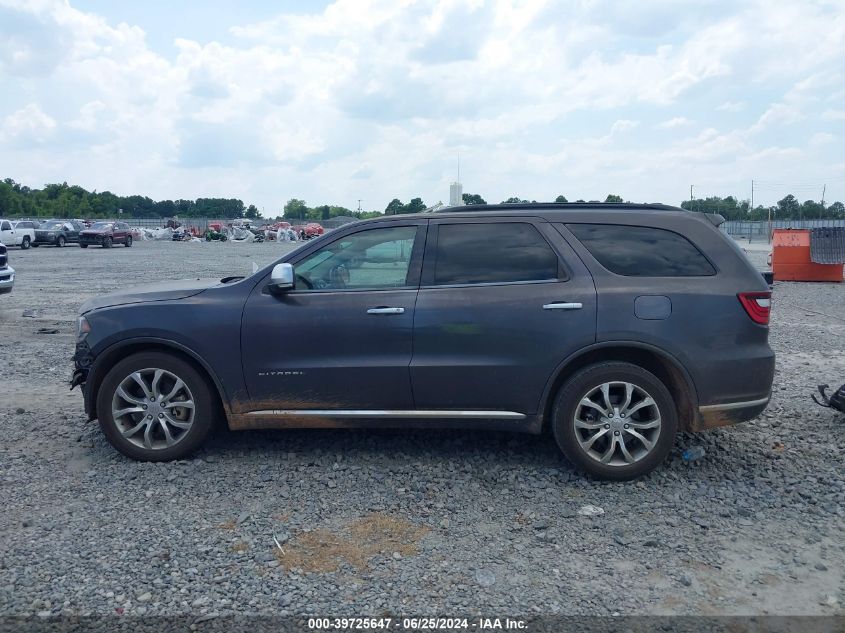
268 263 295 294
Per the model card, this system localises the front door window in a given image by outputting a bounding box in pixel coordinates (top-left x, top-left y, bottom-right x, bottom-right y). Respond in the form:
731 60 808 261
295 226 418 291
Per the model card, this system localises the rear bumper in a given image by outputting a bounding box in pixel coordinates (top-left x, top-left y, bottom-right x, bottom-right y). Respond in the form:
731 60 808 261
692 395 770 431
0 266 15 293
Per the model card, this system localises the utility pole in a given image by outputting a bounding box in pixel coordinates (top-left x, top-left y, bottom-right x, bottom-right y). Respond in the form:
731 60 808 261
357 199 362 213
690 185 694 202
751 179 754 210
821 184 826 208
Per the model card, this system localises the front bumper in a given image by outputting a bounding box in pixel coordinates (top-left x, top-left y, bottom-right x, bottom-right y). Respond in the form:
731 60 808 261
80 235 106 245
0 265 14 293
71 339 95 417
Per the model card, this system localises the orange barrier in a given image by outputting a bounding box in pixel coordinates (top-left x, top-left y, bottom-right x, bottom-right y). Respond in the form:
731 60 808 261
771 229 844 282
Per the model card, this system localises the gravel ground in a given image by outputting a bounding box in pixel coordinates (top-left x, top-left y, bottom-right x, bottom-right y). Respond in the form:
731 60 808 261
0 238 843 618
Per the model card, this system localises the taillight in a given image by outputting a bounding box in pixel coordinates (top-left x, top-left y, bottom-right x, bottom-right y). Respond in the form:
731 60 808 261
738 292 771 325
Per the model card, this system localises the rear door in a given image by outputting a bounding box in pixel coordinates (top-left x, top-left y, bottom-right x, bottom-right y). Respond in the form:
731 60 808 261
115 222 128 242
410 217 597 415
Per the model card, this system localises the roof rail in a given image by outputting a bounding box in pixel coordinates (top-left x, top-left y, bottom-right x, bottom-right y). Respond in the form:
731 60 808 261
430 202 683 213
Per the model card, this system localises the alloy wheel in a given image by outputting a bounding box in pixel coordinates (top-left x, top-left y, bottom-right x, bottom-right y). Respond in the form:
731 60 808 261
111 368 196 450
573 381 662 467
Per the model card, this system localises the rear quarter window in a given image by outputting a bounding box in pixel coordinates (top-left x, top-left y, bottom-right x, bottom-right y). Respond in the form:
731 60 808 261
565 223 715 277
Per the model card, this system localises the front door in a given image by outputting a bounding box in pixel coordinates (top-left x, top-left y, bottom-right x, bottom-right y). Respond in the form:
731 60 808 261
241 221 427 411
411 217 597 415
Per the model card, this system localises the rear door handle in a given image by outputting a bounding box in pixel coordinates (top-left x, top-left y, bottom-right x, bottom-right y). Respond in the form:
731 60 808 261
543 302 583 310
367 307 405 315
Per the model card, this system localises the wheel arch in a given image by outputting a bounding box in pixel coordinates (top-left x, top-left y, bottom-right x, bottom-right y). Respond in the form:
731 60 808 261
540 342 699 433
85 338 230 420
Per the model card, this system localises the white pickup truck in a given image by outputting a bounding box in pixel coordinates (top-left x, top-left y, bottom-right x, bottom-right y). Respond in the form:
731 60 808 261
0 242 13 294
0 219 36 249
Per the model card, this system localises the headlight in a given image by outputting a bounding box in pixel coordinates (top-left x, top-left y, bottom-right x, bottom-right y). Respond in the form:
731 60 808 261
47 232 56 237
77 316 91 341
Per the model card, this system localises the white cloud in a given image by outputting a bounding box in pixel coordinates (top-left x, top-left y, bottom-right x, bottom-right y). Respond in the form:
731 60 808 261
1 103 56 143
716 101 746 112
822 109 845 121
657 117 693 129
1 0 844 210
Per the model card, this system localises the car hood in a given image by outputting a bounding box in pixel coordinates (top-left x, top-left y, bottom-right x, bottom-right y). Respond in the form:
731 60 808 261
81 229 111 234
79 278 222 314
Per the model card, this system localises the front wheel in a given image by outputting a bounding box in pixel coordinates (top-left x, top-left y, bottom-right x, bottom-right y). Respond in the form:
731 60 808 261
21 236 30 249
551 362 678 480
97 352 217 461
103 237 112 248
125 235 132 247
56 236 65 247
80 243 88 248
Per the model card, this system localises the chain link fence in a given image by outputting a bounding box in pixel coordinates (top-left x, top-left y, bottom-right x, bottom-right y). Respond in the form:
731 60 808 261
721 219 845 243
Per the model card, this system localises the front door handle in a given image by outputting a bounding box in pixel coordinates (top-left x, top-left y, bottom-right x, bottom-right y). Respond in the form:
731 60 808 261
543 302 583 310
367 307 405 315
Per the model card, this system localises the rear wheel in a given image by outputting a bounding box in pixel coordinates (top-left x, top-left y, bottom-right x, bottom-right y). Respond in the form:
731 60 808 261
21 236 30 249
125 235 132 247
551 362 678 480
56 236 65 247
97 352 216 461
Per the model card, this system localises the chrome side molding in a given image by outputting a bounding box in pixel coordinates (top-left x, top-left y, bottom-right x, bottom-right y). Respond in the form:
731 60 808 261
245 409 527 420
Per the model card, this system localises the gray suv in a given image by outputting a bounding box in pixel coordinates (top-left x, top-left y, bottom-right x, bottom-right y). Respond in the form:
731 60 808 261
72 203 774 479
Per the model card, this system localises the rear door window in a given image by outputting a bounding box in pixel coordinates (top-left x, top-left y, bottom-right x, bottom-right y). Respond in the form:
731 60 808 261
565 223 715 276
433 222 560 285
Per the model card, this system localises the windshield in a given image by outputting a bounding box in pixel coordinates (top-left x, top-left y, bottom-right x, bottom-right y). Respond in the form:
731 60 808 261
90 222 114 230
42 222 65 230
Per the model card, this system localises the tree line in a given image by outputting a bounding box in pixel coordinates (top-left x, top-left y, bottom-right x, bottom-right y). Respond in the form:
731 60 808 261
0 179 260 220
3 177 843 222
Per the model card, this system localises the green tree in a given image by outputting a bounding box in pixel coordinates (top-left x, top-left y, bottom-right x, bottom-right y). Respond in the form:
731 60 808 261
554 195 568 203
385 198 404 215
405 197 426 214
604 194 623 203
245 204 261 218
462 193 486 205
777 194 800 219
284 198 309 220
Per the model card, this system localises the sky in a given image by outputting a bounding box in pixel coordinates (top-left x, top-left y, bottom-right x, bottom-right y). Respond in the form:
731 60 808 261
1 0 844 214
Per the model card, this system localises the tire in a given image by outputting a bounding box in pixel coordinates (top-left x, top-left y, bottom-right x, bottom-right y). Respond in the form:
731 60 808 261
103 237 112 249
80 244 88 248
125 235 132 247
56 236 65 247
21 236 30 250
97 352 217 461
551 362 678 481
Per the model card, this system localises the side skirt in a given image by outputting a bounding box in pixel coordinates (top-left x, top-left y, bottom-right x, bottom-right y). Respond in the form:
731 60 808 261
226 409 543 434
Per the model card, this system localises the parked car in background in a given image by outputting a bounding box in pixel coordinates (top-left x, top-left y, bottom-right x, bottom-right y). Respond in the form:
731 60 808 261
80 221 133 248
0 219 34 249
72 202 774 479
0 242 14 294
33 220 84 247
